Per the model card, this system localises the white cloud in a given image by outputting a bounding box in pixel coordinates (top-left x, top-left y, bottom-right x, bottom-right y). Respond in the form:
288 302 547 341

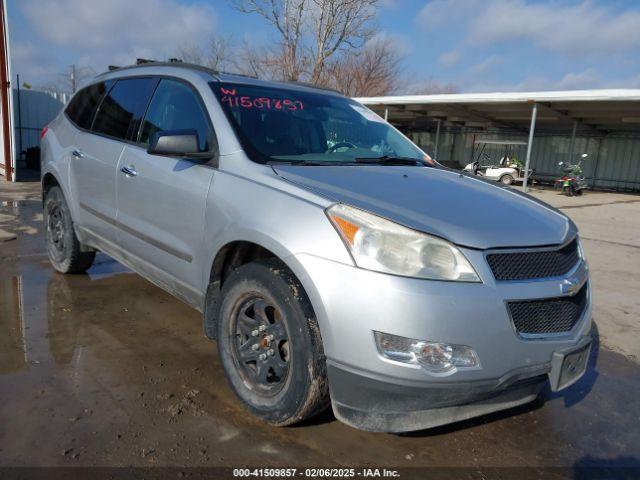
10 42 60 85
468 54 504 76
554 69 600 90
438 50 460 68
418 0 640 56
20 0 218 74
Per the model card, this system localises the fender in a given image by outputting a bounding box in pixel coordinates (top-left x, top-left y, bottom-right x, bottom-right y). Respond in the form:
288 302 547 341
201 230 336 345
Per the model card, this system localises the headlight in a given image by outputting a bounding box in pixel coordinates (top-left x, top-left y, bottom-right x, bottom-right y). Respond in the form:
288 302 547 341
374 331 479 374
327 204 480 282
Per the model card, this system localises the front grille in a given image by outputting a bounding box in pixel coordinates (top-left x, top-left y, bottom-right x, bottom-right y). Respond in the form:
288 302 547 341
487 239 580 281
507 284 588 336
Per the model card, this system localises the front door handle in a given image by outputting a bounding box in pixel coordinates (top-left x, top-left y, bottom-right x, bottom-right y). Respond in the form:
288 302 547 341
72 149 84 159
120 165 138 177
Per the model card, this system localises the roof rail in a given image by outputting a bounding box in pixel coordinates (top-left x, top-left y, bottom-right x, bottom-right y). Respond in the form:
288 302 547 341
96 62 343 95
96 60 220 78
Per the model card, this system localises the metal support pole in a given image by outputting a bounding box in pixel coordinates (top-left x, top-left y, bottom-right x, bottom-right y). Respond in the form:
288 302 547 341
16 74 22 166
591 137 604 188
568 119 577 161
434 119 441 160
384 106 388 121
523 103 538 192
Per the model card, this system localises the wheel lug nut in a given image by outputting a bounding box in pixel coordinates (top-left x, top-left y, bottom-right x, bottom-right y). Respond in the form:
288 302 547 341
258 325 266 332
251 330 259 337
258 353 267 361
266 334 274 341
267 349 274 356
251 344 259 351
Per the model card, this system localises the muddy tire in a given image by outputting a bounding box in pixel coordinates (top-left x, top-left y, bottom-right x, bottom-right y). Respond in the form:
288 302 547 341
44 186 95 274
216 259 329 426
500 174 514 185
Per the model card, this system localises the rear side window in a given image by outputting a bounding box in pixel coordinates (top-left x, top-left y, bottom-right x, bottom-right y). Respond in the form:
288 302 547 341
92 78 157 140
140 79 212 152
65 82 109 130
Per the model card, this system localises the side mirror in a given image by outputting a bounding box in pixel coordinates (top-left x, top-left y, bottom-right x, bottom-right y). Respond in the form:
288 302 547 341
147 129 212 160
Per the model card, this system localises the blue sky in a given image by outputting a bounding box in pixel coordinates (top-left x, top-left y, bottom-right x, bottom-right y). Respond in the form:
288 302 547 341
8 0 640 92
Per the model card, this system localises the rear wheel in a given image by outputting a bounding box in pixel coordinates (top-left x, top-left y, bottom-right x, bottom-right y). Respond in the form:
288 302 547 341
500 174 514 185
216 259 329 426
44 186 95 273
563 185 574 197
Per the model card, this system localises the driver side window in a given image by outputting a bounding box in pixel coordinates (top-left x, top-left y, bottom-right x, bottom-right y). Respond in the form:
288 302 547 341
140 79 212 152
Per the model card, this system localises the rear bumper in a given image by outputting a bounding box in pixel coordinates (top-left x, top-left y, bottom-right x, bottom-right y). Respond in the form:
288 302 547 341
328 334 592 433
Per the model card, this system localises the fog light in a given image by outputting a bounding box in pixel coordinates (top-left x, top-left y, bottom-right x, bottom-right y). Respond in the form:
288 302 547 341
374 331 479 374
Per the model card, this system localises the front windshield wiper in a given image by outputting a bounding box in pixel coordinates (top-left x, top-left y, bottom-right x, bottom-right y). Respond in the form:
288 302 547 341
354 156 426 166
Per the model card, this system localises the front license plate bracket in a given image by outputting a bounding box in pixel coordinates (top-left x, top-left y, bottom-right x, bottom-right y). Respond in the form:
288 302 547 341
549 337 592 392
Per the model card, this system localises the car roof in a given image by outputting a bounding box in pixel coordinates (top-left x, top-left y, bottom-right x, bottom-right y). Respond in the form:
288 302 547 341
92 61 344 97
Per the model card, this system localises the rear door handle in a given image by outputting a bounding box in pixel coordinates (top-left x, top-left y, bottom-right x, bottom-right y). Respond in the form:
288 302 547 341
72 149 84 159
120 166 138 177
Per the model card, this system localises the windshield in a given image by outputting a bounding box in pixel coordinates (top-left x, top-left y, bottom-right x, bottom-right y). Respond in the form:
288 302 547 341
211 82 429 165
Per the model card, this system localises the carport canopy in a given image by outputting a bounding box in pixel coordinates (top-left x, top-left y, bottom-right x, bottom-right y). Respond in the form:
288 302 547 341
355 89 640 135
356 89 640 190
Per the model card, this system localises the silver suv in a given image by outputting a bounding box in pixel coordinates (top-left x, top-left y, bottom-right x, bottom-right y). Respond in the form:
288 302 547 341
41 62 592 432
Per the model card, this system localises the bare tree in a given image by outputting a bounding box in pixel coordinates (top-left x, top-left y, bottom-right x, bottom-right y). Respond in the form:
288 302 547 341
235 41 282 79
42 65 95 94
232 0 308 80
306 0 377 83
323 36 404 96
176 44 206 65
176 36 235 71
207 36 234 71
232 0 378 82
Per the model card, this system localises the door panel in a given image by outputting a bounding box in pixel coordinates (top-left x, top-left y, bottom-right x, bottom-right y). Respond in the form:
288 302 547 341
70 77 157 242
116 145 214 292
70 132 124 241
115 78 217 293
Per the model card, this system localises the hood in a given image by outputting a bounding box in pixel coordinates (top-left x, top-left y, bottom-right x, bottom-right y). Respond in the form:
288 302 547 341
273 165 574 249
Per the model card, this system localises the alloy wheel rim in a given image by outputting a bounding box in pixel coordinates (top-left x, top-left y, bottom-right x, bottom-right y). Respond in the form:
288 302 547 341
47 204 65 255
231 295 290 395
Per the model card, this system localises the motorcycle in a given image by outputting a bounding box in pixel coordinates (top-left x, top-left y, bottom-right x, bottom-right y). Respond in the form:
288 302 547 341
556 154 588 197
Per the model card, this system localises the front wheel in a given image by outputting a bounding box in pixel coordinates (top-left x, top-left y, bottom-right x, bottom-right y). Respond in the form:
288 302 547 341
563 185 574 197
216 259 329 426
500 174 514 185
44 186 95 273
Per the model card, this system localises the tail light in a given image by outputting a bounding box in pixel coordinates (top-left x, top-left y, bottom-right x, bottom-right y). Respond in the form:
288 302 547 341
40 126 48 139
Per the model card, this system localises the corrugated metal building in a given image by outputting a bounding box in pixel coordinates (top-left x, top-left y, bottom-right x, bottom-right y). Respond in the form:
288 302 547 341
357 90 640 192
12 87 66 179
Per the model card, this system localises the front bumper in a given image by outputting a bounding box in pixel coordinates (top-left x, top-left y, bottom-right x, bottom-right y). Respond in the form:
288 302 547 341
290 250 593 432
328 335 591 432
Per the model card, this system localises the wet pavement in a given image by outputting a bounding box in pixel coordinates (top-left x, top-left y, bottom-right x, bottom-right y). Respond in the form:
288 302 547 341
1 184 640 474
